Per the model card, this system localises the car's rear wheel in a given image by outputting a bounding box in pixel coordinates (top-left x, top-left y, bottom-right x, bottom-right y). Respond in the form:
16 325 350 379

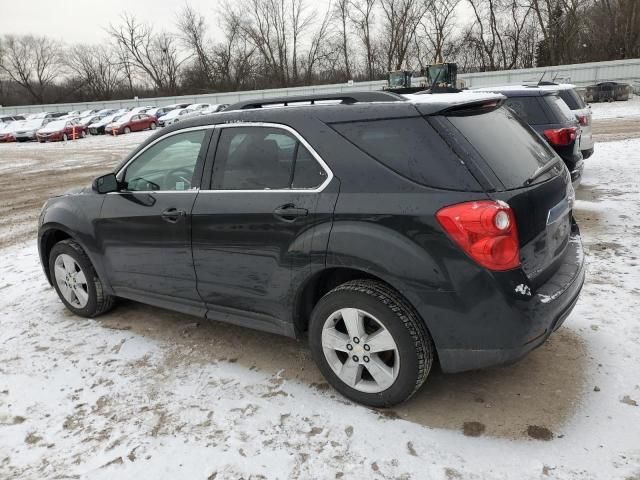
149 122 157 130
80 130 87 138
49 239 115 317
124 126 131 134
309 279 433 407
62 133 68 142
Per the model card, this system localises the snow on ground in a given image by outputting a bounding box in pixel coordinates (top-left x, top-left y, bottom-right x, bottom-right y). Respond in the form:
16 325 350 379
590 95 640 120
1 138 640 479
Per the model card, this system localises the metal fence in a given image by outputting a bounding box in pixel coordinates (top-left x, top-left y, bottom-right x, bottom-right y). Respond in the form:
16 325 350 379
457 58 640 90
1 58 639 115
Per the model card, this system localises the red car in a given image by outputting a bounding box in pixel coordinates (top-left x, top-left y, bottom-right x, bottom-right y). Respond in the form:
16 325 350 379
0 131 15 143
36 120 87 142
104 113 158 135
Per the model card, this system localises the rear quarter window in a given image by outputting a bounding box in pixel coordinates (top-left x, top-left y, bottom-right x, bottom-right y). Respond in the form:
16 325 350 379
502 96 549 125
330 117 481 191
545 96 577 124
558 89 586 110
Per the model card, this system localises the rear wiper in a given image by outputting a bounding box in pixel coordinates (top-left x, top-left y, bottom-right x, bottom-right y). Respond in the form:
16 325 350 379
523 157 561 186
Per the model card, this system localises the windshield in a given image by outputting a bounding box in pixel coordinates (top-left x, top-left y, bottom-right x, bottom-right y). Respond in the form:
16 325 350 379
388 72 406 88
22 119 45 129
43 120 67 130
427 65 447 85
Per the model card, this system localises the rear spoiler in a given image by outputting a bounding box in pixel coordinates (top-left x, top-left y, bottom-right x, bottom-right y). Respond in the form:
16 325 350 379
409 95 506 116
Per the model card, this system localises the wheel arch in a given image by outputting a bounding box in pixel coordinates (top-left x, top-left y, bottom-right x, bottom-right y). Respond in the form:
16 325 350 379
293 267 435 343
39 224 111 294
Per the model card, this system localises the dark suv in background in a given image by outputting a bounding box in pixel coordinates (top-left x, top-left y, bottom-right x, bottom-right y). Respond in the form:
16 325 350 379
475 86 584 187
38 91 585 407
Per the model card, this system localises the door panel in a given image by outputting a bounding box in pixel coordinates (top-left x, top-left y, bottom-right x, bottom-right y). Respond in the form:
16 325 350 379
191 189 335 334
95 127 212 313
97 191 202 305
191 123 336 335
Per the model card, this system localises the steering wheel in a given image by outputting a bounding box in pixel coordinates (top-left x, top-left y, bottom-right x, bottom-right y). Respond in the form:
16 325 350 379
163 167 193 190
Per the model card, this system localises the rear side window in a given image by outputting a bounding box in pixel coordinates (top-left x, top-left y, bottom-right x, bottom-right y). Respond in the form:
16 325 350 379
547 96 577 123
503 97 549 125
558 89 586 110
212 126 327 190
331 117 480 190
445 107 559 189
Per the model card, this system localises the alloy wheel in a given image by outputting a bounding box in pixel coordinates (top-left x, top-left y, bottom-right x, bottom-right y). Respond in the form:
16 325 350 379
53 253 89 308
321 308 400 393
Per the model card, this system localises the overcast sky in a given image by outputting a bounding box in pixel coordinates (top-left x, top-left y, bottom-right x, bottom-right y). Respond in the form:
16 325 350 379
1 0 473 45
0 0 222 44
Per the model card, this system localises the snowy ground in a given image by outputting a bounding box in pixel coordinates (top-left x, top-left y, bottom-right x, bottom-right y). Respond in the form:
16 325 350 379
1 130 640 479
590 95 640 120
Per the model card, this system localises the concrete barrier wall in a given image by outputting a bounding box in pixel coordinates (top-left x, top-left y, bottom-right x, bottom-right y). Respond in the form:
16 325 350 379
1 58 638 115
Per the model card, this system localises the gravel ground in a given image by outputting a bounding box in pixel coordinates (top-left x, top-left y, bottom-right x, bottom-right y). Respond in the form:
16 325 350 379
0 122 639 479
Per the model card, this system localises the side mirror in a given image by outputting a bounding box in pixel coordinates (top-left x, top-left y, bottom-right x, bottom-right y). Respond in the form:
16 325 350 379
92 173 119 194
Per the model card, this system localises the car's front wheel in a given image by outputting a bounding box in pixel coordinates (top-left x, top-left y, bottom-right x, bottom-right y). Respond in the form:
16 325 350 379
149 122 157 130
309 280 433 407
124 126 131 134
49 239 115 317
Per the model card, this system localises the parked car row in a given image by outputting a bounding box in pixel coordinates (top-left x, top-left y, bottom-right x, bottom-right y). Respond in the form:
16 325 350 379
0 103 228 143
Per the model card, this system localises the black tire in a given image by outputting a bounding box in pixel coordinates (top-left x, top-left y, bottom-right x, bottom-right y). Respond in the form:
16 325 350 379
124 126 131 134
62 133 68 142
49 239 115 317
308 279 433 407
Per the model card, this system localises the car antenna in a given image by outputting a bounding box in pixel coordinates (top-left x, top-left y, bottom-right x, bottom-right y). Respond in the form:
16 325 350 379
537 71 547 86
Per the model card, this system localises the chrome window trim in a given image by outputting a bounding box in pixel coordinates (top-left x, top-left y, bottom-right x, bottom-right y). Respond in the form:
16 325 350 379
200 122 334 194
110 125 214 195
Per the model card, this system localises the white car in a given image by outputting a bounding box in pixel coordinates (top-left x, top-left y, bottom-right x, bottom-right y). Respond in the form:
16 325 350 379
12 118 50 142
186 103 211 111
0 121 19 142
158 108 188 127
88 113 126 135
129 106 155 114
538 83 594 158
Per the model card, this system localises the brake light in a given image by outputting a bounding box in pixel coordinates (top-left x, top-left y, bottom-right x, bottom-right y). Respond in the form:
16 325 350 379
544 127 577 146
576 114 590 126
436 200 520 271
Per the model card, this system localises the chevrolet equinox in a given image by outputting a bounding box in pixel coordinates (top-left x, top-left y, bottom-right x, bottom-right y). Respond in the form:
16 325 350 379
38 91 585 406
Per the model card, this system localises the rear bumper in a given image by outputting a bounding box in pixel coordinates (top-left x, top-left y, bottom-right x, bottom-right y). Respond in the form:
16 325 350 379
579 126 594 151
436 228 585 373
571 160 584 188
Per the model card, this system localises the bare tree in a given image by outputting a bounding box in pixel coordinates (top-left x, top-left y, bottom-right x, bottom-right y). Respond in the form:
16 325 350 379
333 0 353 78
350 0 378 79
303 5 335 83
418 0 461 64
108 14 187 94
0 35 62 103
379 0 427 71
66 46 122 100
214 9 257 89
177 5 215 85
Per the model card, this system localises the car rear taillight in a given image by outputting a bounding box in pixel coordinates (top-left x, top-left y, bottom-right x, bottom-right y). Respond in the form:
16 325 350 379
436 200 520 271
576 114 590 126
544 127 577 146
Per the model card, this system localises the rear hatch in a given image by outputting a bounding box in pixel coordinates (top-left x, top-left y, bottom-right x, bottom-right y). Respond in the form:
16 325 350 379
428 104 574 286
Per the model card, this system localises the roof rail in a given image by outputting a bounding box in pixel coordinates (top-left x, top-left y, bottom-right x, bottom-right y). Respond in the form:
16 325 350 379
224 91 404 111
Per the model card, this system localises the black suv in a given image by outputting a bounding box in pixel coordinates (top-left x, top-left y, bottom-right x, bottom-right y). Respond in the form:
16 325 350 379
474 87 584 187
38 92 585 407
